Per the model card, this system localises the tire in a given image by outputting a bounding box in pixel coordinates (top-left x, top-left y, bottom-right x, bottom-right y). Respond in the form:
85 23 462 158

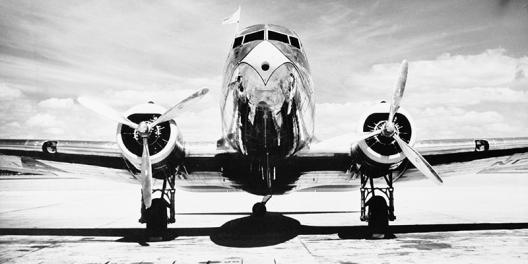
367 195 389 237
146 198 168 238
252 202 267 216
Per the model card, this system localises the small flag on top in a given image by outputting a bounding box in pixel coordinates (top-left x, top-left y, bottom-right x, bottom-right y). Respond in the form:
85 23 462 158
222 6 241 25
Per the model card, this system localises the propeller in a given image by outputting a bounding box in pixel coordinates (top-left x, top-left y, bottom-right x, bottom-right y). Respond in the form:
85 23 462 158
149 88 209 128
141 137 153 208
77 97 138 129
362 60 443 184
358 129 382 142
388 60 408 125
393 135 443 184
77 88 210 208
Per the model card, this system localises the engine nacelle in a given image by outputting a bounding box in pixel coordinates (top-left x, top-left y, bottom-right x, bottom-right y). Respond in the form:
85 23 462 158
351 102 416 176
116 102 184 178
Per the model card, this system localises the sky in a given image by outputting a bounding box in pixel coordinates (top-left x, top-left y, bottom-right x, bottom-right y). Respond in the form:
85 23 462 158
0 0 527 142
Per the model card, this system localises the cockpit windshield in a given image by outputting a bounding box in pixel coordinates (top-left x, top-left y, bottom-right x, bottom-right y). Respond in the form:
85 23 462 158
233 36 243 48
243 30 265 43
268 31 289 44
233 29 301 50
289 36 301 49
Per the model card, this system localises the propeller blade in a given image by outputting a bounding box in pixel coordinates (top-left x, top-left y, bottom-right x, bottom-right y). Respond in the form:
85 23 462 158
393 134 443 184
77 97 138 129
388 60 408 124
358 129 382 141
149 88 209 128
141 137 153 208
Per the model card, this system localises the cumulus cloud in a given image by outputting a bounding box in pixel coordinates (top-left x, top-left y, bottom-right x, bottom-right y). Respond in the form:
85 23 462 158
317 49 528 140
512 64 528 91
404 86 528 107
315 101 373 139
414 107 513 139
346 49 528 96
25 113 60 128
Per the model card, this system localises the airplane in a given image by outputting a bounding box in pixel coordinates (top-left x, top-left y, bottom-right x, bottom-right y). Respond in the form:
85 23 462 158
1 24 528 240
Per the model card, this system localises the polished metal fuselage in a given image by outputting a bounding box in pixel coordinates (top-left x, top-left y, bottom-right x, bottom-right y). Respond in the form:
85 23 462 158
221 24 315 160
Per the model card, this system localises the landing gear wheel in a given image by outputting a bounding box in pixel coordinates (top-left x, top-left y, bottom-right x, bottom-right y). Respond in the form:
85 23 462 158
367 196 392 239
252 202 267 216
146 198 168 240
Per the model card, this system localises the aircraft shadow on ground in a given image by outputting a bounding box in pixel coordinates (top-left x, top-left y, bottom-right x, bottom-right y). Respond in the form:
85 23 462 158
1 213 527 247
210 212 300 247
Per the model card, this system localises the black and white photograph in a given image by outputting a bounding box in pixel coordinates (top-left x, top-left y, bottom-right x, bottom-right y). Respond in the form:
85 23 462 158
1 0 527 263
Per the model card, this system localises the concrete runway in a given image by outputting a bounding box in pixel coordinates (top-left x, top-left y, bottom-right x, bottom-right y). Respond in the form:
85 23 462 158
1 155 528 263
1 230 527 264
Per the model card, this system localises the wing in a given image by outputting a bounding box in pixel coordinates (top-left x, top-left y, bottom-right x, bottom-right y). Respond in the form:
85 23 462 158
0 139 137 183
402 137 528 180
289 137 528 191
2 137 527 193
0 138 241 191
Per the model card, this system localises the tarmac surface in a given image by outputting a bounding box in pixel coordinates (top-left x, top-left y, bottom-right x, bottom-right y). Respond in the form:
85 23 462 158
1 153 528 263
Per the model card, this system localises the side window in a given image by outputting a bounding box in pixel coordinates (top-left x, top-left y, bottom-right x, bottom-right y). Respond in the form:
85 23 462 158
268 31 289 44
243 30 264 43
232 36 243 49
289 36 301 49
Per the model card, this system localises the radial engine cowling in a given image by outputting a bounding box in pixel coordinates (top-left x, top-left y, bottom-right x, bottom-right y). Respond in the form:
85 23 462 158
116 103 184 178
351 102 416 176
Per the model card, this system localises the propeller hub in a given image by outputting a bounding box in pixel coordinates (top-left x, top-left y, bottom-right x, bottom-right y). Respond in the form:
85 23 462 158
382 122 396 137
137 121 150 137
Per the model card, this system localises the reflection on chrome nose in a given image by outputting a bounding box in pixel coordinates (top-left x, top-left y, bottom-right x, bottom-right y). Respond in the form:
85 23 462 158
234 62 299 126
242 41 290 84
256 101 270 116
230 40 302 129
253 89 284 109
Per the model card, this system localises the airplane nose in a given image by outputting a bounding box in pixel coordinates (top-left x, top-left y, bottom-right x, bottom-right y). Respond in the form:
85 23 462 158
236 41 297 125
241 41 290 84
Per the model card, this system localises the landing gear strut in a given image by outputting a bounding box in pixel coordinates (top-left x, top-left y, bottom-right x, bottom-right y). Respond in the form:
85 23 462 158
359 170 396 238
140 170 177 239
252 147 274 216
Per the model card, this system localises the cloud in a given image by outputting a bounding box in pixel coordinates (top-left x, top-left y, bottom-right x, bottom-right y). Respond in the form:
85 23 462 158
98 75 222 107
411 49 527 90
0 82 23 100
25 113 60 128
315 49 528 139
0 1 527 142
414 106 524 139
315 101 373 139
404 87 528 107
38 97 74 109
175 107 221 141
44 127 65 135
345 49 528 96
5 122 21 128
